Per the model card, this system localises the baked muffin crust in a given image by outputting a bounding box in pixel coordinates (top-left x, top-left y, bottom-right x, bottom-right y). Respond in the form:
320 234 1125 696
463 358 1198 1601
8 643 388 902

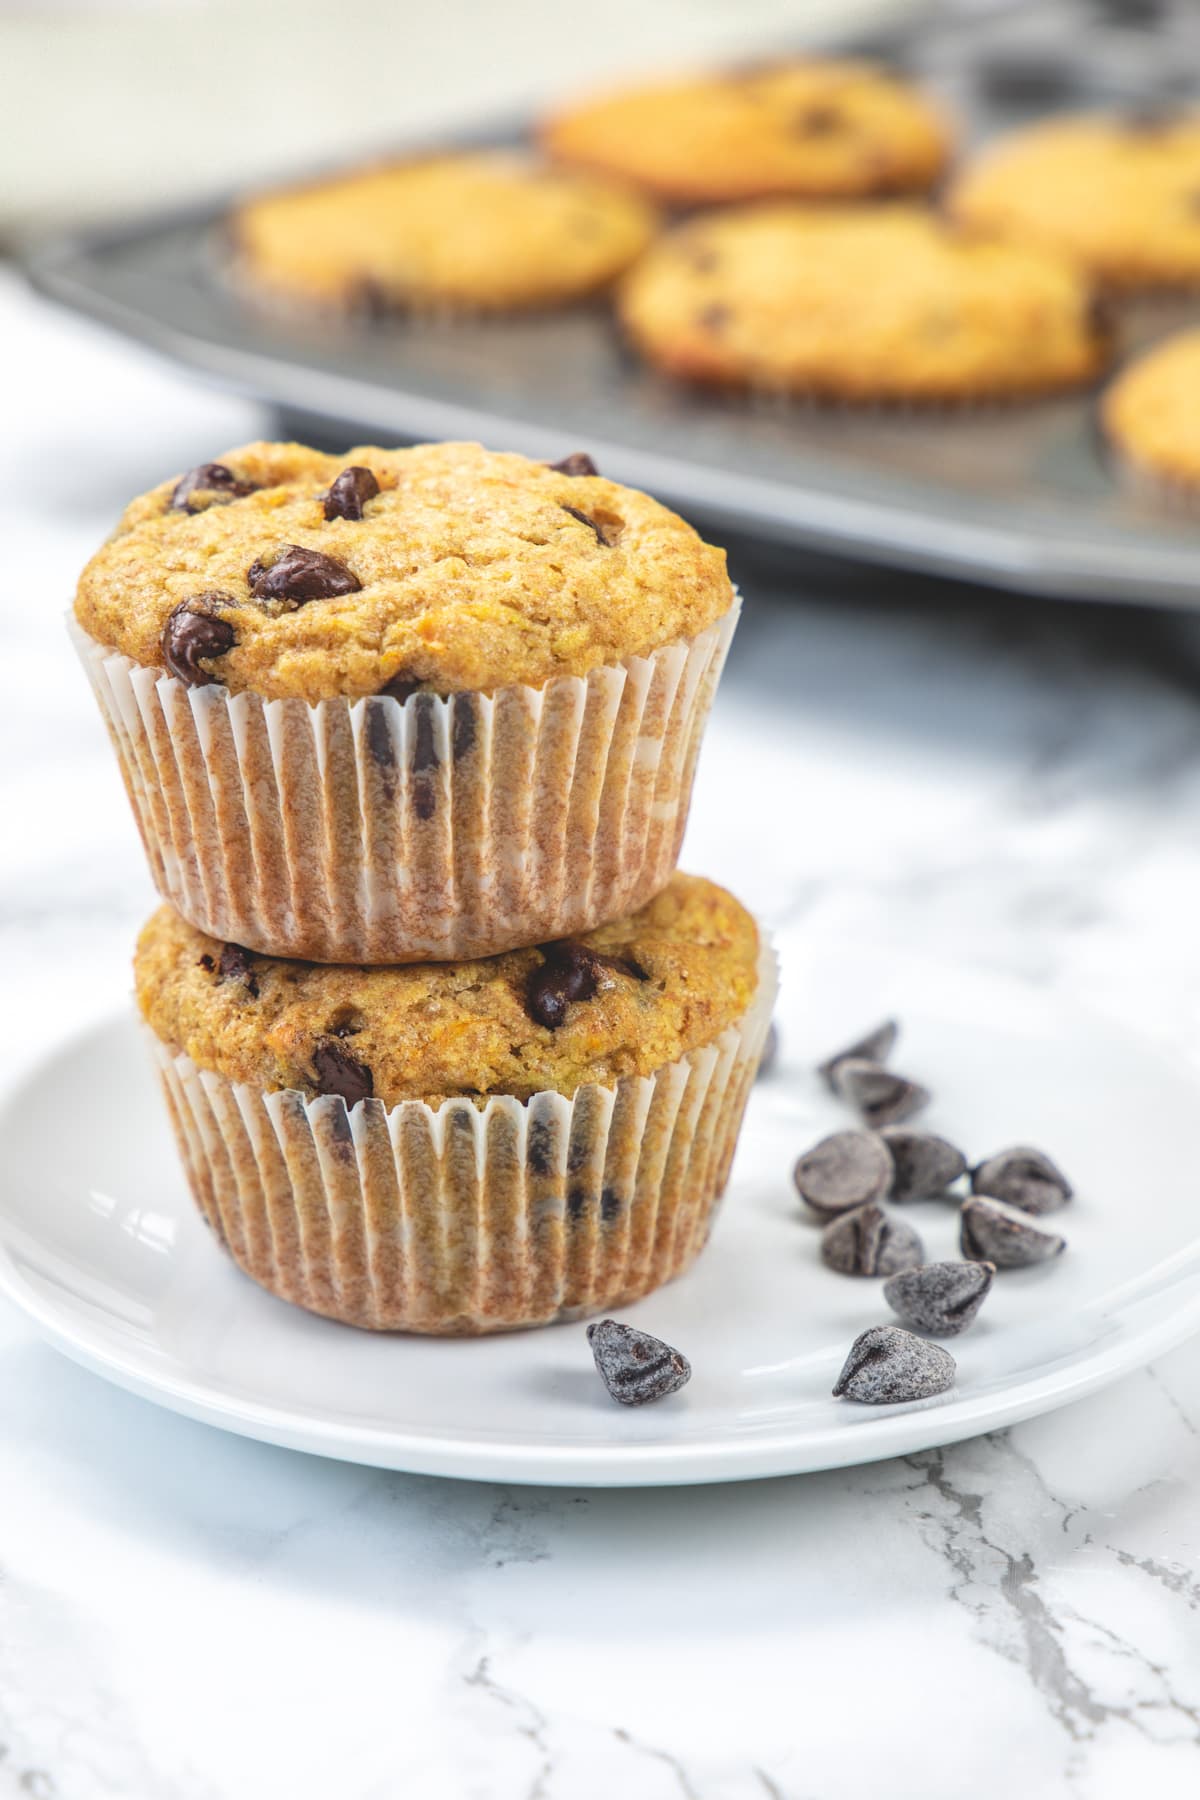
135 874 761 1107
75 440 733 700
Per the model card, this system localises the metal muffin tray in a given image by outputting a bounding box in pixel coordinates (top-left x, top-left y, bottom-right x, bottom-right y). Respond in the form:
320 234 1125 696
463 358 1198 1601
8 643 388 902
24 0 1200 605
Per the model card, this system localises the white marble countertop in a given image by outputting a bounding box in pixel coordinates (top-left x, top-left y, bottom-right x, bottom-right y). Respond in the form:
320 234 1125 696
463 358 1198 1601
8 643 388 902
3 267 1200 1799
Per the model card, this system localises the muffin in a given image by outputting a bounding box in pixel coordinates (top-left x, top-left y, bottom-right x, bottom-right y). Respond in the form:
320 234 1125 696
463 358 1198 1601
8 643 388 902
137 875 776 1333
618 204 1113 402
540 58 952 205
1101 327 1200 498
948 113 1200 292
229 152 658 315
73 440 738 962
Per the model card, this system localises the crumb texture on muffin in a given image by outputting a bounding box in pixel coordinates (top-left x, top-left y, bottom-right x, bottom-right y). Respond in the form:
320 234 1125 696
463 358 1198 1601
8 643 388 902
949 114 1200 290
231 152 657 311
619 204 1110 399
1102 328 1200 487
135 874 760 1106
74 440 733 699
541 59 951 203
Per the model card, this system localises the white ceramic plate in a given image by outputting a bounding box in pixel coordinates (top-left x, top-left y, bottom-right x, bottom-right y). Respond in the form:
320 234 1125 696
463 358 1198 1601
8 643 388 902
2 929 1199 1487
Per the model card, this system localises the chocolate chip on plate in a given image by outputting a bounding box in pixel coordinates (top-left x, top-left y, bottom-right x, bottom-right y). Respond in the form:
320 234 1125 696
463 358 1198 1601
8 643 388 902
587 1318 691 1406
881 1127 968 1203
793 1129 894 1222
817 1018 899 1091
831 1058 931 1129
820 1202 924 1277
833 1325 956 1404
971 1146 1073 1215
160 596 237 687
170 462 256 513
883 1260 994 1337
527 940 602 1029
322 465 380 522
960 1196 1067 1269
247 544 361 604
310 1037 373 1107
549 452 598 476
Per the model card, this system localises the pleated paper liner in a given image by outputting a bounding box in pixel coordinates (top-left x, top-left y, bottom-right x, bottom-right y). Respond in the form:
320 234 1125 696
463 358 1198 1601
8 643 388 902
149 937 777 1335
71 601 737 963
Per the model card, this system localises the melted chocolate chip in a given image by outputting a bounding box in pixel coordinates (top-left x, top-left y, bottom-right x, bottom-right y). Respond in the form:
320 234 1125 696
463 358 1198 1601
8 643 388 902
161 597 237 687
247 544 360 604
560 503 608 545
451 696 477 762
411 696 439 773
217 941 259 996
527 939 602 1029
548 452 598 477
323 465 380 522
380 672 421 703
567 1188 589 1220
310 1037 373 1107
170 462 255 513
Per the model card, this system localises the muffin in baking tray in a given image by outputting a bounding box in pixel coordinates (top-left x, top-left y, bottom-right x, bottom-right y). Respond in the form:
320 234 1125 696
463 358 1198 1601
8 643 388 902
1101 327 1200 498
72 440 739 963
135 875 775 1333
541 58 952 205
618 204 1114 402
229 151 658 314
949 112 1200 292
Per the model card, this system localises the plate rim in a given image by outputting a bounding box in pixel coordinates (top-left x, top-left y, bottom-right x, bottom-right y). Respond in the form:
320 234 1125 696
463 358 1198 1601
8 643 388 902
2 1006 1200 1486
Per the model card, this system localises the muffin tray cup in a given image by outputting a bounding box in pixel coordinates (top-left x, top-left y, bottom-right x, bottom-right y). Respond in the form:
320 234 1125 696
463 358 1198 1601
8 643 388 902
146 935 777 1334
25 0 1200 606
70 600 738 963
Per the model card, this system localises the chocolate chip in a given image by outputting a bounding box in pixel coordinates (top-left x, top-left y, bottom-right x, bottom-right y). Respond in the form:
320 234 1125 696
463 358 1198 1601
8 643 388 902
549 452 598 477
600 1187 623 1223
881 1128 968 1203
793 104 842 135
793 1130 893 1222
160 596 237 687
451 696 477 762
818 1019 899 1092
971 1146 1072 1216
567 1187 589 1220
832 1058 931 1129
411 695 439 773
587 1318 691 1406
526 940 602 1029
247 544 360 604
170 462 255 513
883 1260 994 1337
364 700 396 773
961 1196 1067 1269
310 1037 373 1107
323 465 380 522
821 1203 924 1277
560 504 609 545
380 672 421 703
216 941 259 997
833 1325 956 1404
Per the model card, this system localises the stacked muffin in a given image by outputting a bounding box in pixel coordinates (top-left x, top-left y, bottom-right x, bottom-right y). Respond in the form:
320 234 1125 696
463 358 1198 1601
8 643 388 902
72 440 774 1332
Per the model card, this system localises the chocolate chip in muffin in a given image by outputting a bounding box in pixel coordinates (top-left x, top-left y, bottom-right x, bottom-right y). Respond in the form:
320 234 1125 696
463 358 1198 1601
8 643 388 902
548 452 598 477
833 1325 956 1404
160 596 237 687
170 462 256 513
560 503 613 545
322 465 380 521
451 696 478 763
587 1318 691 1406
379 672 422 704
247 544 361 604
793 103 843 136
821 1202 924 1277
527 939 602 1029
310 1037 373 1107
698 303 732 334
202 941 260 997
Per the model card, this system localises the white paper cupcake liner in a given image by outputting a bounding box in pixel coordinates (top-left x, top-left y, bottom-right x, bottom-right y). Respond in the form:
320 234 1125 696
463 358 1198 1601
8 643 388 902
71 601 737 963
148 936 777 1334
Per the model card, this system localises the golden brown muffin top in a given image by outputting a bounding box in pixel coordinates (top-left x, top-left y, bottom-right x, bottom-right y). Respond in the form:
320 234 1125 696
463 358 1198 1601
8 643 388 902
74 441 733 700
619 204 1111 401
231 151 658 312
949 113 1200 291
1101 327 1200 488
135 875 761 1107
541 58 952 205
